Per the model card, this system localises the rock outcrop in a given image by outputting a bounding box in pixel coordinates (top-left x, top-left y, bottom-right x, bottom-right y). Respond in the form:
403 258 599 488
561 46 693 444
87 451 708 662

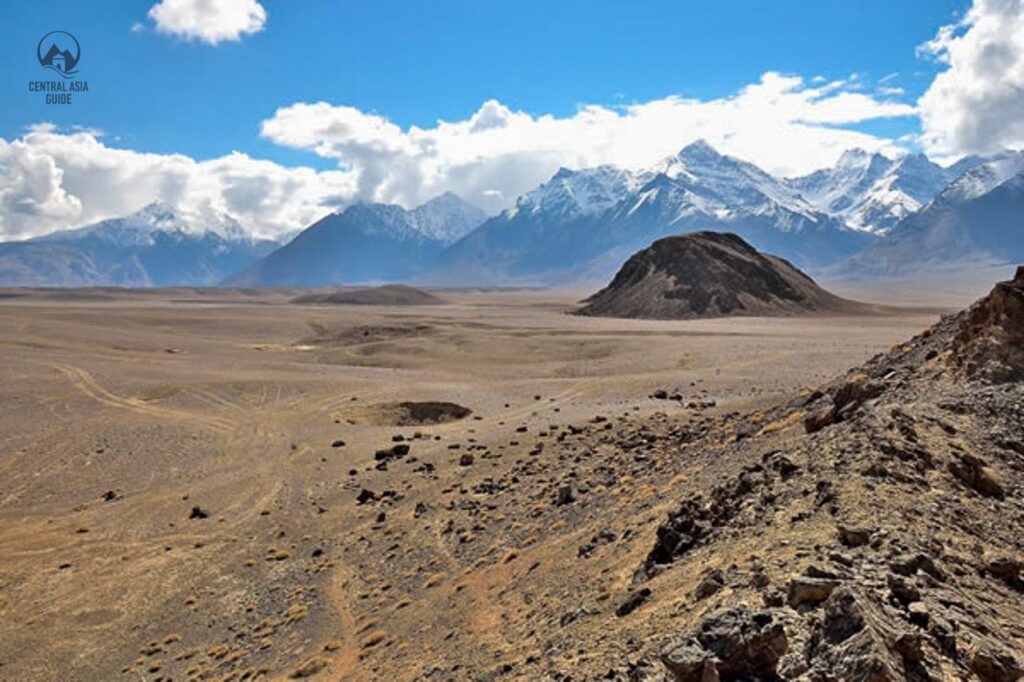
640 266 1024 681
576 231 865 319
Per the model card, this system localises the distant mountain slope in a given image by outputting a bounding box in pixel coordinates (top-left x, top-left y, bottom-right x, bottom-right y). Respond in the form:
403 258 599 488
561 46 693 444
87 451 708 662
789 149 976 233
0 203 278 287
426 141 872 286
226 193 487 287
832 163 1024 278
576 231 859 319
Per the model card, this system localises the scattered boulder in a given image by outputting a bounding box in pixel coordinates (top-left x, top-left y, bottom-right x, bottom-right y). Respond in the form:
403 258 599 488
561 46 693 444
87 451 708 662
787 577 840 608
836 524 873 547
692 569 726 601
804 406 836 434
615 588 652 617
661 607 787 681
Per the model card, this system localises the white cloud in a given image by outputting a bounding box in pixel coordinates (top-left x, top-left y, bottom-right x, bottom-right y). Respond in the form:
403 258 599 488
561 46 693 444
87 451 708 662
0 124 354 240
918 0 1024 157
261 72 914 213
148 0 267 45
0 71 917 241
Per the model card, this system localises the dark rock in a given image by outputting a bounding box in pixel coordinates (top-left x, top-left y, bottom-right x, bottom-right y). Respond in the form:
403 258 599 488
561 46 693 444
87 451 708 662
693 569 726 601
787 577 840 607
893 632 925 663
615 588 652 617
970 647 1022 682
696 607 787 679
805 406 837 434
189 506 209 520
660 637 717 682
886 573 921 605
987 557 1022 587
555 485 574 506
459 453 475 466
836 524 872 547
948 453 1005 498
356 488 377 504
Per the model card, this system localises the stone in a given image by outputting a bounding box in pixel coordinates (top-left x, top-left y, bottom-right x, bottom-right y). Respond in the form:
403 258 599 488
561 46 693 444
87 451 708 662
693 569 725 601
660 637 718 682
696 607 788 679
949 453 1005 499
615 588 652 617
886 573 921 605
836 524 872 547
908 602 929 629
987 557 1022 587
787 577 840 608
970 647 1022 682
804 406 836 434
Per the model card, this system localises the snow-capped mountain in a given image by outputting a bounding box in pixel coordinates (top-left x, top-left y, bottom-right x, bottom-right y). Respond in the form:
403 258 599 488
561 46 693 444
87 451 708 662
225 193 487 286
32 201 254 246
830 160 1024 278
789 150 966 233
0 202 279 287
512 165 643 220
660 139 818 218
938 150 1024 203
425 141 872 285
406 191 489 243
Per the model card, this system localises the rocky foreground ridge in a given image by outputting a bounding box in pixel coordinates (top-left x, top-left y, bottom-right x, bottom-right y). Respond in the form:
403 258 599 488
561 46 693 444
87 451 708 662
632 267 1024 681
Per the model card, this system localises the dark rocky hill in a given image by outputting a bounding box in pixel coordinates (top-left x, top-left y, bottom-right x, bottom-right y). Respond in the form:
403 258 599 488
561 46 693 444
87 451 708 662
576 231 862 319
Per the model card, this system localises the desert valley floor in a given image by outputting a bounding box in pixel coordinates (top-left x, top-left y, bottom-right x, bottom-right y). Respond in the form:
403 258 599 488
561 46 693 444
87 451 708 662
0 274 1018 681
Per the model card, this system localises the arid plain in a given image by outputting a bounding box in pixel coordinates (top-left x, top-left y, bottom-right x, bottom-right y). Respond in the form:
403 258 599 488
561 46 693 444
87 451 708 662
0 278 1004 681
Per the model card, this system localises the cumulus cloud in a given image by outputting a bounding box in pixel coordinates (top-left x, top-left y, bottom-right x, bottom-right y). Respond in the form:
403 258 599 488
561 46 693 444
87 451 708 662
261 72 914 213
148 0 267 45
0 72 917 240
918 0 1024 157
0 124 354 240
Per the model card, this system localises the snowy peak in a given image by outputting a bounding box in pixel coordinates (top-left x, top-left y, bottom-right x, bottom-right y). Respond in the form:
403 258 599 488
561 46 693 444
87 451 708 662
790 149 958 233
515 165 640 219
333 193 487 245
658 140 816 218
33 201 254 246
408 192 487 243
940 151 1024 203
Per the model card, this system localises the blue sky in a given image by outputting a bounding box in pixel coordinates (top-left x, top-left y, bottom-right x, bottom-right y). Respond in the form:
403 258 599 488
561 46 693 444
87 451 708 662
4 0 1023 240
3 1 964 163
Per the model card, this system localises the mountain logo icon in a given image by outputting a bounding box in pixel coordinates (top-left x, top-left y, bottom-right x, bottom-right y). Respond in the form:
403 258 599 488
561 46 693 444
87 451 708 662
37 31 80 78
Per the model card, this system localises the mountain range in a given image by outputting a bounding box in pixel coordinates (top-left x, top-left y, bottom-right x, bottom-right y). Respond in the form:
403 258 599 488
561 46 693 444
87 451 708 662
1 142 1021 288
831 152 1024 278
224 192 487 287
0 202 280 287
789 149 968 233
424 141 872 286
